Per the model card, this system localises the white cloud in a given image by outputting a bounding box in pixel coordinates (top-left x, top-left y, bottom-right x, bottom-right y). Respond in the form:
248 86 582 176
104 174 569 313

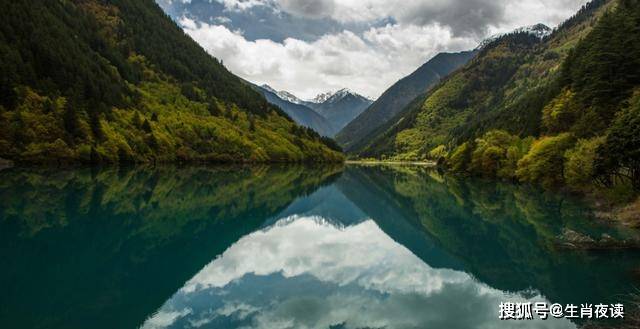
181 216 470 294
180 17 475 99
142 216 577 329
217 0 269 11
209 0 588 36
175 1 589 99
141 308 192 329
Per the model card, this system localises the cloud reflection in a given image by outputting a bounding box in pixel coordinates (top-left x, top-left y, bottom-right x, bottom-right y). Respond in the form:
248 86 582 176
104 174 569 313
141 216 575 329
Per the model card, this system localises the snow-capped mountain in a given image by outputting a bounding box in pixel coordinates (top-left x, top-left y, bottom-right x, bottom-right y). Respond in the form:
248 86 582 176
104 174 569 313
477 23 552 49
310 88 372 104
311 88 373 136
514 23 553 38
254 84 334 136
311 91 336 104
261 84 306 105
256 85 373 136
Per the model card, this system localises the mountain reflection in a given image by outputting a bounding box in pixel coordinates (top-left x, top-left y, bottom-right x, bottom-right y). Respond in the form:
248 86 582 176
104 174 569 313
142 216 575 329
0 165 342 329
1 164 638 329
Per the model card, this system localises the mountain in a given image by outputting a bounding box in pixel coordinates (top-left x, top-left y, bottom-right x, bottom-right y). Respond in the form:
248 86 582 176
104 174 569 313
514 23 553 38
260 85 306 105
360 0 640 192
253 85 372 137
0 0 343 163
310 91 337 106
336 51 476 152
476 24 552 50
311 89 374 136
254 84 334 136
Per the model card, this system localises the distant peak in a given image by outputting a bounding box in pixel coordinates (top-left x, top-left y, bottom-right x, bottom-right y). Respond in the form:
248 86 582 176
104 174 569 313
476 23 552 50
514 23 552 38
261 84 305 105
261 84 277 93
311 91 336 104
311 88 372 104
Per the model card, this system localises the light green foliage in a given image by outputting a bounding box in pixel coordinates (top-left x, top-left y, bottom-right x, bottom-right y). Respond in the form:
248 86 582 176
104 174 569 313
446 142 473 173
564 136 606 189
0 0 342 164
360 0 640 198
394 128 426 160
500 137 534 180
428 145 448 160
542 89 578 134
361 32 544 160
0 72 343 164
470 130 515 177
516 133 576 187
467 130 531 179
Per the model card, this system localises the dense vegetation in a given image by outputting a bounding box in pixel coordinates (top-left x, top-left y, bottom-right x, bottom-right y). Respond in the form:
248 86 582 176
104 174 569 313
336 51 476 152
359 0 639 199
0 0 342 163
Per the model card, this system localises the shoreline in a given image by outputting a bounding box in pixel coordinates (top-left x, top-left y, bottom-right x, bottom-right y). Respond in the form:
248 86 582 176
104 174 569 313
345 160 437 166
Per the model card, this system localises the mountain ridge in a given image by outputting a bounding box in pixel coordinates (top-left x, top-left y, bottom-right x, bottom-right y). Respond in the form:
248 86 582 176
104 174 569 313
336 50 477 152
257 85 373 137
313 90 374 136
0 0 343 163
359 0 640 194
254 84 335 136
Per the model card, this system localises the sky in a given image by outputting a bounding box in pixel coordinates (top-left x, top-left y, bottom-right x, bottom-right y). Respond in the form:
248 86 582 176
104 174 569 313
157 0 589 100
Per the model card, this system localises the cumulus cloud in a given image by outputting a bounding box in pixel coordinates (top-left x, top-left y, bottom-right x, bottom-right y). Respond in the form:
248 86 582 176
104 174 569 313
298 0 505 38
142 217 576 329
217 0 268 11
206 0 587 37
180 17 474 99
169 0 590 99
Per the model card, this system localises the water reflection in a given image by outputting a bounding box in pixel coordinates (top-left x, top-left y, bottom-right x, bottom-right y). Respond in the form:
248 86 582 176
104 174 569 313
142 216 574 329
1 164 638 329
337 165 640 307
0 165 341 329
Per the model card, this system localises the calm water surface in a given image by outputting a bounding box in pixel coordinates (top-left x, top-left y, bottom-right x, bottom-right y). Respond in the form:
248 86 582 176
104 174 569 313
1 165 639 329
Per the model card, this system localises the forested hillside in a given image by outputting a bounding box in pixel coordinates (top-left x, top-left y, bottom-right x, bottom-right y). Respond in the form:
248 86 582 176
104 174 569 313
337 51 476 152
360 0 639 196
0 0 343 163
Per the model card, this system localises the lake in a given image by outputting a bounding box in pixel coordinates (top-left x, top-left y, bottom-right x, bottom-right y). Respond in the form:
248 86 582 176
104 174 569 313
1 164 639 329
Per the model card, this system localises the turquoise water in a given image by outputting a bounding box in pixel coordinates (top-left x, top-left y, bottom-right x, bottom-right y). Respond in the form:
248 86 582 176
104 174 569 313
1 165 638 329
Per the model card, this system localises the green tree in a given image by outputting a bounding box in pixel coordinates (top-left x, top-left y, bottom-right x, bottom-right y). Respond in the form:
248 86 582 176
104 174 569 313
516 133 576 187
564 136 606 190
447 142 473 173
542 89 578 134
469 130 520 178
